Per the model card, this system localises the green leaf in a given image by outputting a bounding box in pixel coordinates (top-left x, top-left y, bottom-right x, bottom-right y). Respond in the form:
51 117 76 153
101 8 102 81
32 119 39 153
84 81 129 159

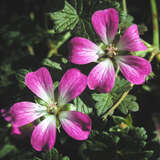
49 1 79 33
42 58 62 70
111 76 130 96
61 156 70 160
74 97 93 114
92 93 113 116
112 115 126 124
125 114 133 127
72 18 89 38
0 144 17 158
53 81 59 90
119 11 134 31
61 57 68 64
119 95 139 114
16 69 31 88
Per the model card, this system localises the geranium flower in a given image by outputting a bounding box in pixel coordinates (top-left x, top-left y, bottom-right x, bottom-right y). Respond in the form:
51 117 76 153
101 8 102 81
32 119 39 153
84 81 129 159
10 67 91 151
69 8 152 93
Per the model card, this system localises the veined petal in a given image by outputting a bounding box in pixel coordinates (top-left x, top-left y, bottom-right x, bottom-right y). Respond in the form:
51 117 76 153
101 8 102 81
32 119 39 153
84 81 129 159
31 115 56 151
10 102 47 127
116 55 152 84
59 111 91 140
117 24 147 51
92 8 119 44
88 59 115 93
69 37 103 64
58 68 87 105
25 67 54 103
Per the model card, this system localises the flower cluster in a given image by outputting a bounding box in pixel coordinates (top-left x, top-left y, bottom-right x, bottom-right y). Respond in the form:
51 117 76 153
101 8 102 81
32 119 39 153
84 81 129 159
7 8 151 151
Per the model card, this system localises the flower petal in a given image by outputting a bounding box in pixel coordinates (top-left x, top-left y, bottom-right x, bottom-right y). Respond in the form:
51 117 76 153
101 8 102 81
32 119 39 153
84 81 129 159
116 55 152 84
92 8 119 44
58 68 87 105
59 111 91 140
88 59 115 93
10 102 47 127
68 37 103 64
25 67 54 103
11 123 21 135
117 24 147 51
1 108 22 135
31 115 56 151
1 108 12 122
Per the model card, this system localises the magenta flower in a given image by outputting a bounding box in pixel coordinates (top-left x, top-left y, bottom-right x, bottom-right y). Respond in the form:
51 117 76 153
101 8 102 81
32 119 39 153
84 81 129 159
69 8 152 93
10 67 91 151
1 108 21 135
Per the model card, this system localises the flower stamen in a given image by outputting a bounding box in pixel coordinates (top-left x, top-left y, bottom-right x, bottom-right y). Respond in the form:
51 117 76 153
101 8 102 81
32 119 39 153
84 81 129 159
106 44 118 58
47 102 60 115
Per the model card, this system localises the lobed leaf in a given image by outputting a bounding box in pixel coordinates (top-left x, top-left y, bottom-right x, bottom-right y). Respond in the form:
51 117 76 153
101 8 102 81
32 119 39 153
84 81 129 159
74 97 93 114
119 95 139 114
49 1 79 33
92 93 113 116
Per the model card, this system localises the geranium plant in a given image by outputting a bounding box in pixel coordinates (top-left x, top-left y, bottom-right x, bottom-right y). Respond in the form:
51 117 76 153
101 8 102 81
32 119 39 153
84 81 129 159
0 0 160 160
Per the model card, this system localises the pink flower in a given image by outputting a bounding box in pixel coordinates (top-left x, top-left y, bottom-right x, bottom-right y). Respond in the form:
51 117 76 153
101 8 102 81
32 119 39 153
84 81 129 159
10 67 91 151
69 8 152 93
1 108 21 135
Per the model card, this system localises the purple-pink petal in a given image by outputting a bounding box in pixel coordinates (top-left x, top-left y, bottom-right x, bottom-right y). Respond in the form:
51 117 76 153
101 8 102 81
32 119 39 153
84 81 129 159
92 8 119 44
31 115 56 151
1 108 12 122
116 55 152 84
88 59 115 93
10 102 47 127
25 67 54 103
11 123 21 135
117 24 147 51
68 37 103 64
1 108 21 135
59 111 91 140
58 68 87 105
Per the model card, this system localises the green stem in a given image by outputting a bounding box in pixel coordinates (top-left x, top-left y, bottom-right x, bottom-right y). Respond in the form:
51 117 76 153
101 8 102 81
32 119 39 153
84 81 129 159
115 65 120 78
49 150 52 160
141 39 153 48
27 45 35 56
122 0 127 14
57 32 71 49
102 84 133 120
150 0 159 49
47 29 55 34
47 32 71 58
